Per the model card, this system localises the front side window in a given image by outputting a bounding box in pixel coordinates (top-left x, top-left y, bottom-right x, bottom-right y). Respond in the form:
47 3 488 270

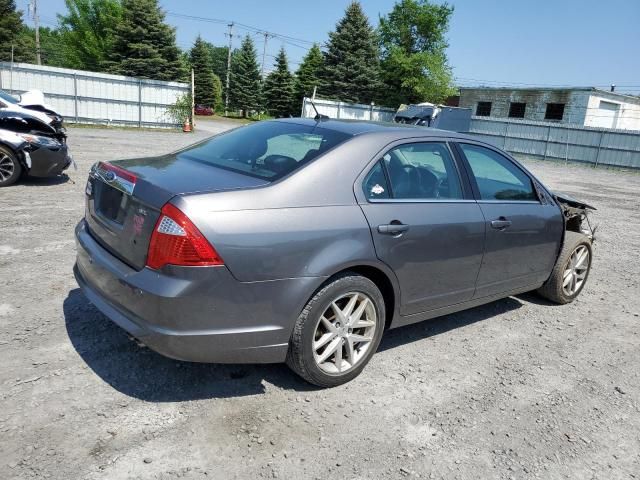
179 121 350 181
370 142 463 200
459 144 536 201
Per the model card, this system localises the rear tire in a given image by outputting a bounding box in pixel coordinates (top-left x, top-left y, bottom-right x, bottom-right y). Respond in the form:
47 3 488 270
0 146 22 187
537 231 592 304
286 273 385 388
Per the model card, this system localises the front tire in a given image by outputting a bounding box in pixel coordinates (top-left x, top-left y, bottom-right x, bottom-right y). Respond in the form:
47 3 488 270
286 273 385 387
537 231 592 304
0 146 22 187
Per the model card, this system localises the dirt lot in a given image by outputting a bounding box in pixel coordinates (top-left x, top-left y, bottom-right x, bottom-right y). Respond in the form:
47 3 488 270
1 122 639 480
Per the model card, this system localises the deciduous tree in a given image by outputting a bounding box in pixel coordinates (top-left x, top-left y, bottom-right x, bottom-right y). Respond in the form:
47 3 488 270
379 0 455 105
57 0 122 71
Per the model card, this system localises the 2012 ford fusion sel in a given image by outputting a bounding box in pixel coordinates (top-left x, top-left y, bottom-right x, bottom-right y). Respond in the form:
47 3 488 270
74 119 595 387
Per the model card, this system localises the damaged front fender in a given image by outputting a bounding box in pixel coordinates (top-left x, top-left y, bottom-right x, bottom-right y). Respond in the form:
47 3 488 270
554 192 596 240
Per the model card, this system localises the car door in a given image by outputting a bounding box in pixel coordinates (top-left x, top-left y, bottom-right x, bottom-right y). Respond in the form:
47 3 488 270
454 142 563 298
358 140 486 316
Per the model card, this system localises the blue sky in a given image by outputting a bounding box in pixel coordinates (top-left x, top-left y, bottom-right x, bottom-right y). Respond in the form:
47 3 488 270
17 0 640 94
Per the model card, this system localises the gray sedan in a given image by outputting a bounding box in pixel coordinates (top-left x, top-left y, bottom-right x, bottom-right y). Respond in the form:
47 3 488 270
74 119 594 387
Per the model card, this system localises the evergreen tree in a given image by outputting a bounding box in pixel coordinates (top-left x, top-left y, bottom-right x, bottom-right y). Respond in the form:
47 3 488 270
264 48 295 118
379 0 455 105
0 0 35 63
57 0 123 71
190 36 217 106
228 35 261 117
321 2 381 104
105 0 183 81
294 44 324 106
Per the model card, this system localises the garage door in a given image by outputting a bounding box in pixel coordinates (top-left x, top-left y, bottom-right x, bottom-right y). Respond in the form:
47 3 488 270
591 100 620 129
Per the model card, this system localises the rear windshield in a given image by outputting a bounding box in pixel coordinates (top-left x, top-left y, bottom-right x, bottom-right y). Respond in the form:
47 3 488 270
178 121 351 180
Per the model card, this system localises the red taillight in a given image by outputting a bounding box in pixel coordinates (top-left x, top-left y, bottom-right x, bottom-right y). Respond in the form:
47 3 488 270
98 161 137 184
146 203 223 270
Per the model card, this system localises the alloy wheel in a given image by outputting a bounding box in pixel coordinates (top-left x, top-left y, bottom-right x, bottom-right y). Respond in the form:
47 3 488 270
562 245 590 296
313 292 378 374
0 153 15 182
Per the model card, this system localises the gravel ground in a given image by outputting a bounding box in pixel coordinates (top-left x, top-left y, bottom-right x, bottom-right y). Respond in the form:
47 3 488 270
0 122 639 480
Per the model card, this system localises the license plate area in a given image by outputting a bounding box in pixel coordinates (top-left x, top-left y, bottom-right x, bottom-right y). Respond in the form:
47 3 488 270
96 181 129 225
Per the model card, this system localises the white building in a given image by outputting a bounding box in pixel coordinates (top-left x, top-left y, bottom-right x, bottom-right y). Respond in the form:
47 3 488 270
458 87 640 130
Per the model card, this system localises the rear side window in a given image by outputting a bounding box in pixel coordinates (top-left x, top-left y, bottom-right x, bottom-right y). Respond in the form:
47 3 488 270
179 121 351 181
459 144 537 201
363 161 390 199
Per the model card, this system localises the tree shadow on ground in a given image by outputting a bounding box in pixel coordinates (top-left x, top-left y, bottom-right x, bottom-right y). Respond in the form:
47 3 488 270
64 288 524 402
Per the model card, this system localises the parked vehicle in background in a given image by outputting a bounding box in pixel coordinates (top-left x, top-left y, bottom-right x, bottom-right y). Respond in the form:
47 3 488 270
0 89 65 131
0 110 73 186
73 119 595 387
394 103 472 132
194 104 214 116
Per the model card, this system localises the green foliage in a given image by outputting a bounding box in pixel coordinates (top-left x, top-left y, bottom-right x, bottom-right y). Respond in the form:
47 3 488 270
228 35 261 117
105 0 183 81
211 73 223 111
0 0 35 62
294 43 324 106
165 92 192 124
190 35 217 106
57 0 123 71
378 0 456 105
264 48 295 118
321 2 382 104
207 44 229 85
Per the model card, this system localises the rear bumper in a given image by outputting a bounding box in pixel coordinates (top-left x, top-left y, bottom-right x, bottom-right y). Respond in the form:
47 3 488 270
74 219 324 363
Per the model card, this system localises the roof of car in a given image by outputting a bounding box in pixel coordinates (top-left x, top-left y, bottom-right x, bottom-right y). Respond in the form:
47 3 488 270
271 117 477 141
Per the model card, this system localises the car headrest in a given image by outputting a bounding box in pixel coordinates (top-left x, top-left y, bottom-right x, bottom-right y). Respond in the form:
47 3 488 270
264 155 298 174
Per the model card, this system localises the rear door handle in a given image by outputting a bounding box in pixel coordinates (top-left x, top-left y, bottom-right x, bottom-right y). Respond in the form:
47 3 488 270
378 223 410 235
490 217 512 230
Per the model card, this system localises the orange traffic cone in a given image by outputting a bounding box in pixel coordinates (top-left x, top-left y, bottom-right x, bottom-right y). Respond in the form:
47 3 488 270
183 118 192 132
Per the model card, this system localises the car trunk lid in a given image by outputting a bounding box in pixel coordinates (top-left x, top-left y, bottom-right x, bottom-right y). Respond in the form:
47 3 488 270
85 154 269 270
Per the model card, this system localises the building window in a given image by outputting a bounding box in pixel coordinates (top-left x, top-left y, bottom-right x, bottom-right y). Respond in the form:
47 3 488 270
545 103 565 120
508 102 526 118
476 102 492 116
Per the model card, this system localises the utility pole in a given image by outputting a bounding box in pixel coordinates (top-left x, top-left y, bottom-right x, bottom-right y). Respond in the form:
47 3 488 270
29 0 41 65
224 22 234 116
260 32 270 80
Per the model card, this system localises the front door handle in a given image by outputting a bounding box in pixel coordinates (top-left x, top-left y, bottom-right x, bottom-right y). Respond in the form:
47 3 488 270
378 223 410 235
491 217 512 230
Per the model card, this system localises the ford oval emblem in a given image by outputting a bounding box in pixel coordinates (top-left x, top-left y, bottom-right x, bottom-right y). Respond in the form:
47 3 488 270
104 171 117 182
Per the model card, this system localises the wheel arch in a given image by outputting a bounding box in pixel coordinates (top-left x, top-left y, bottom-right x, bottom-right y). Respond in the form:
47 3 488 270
317 261 400 330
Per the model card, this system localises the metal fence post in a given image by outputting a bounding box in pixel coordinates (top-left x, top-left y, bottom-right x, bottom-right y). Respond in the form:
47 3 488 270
73 73 79 123
594 130 604 168
543 125 551 161
503 121 509 150
564 124 570 165
138 79 142 128
336 102 341 119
